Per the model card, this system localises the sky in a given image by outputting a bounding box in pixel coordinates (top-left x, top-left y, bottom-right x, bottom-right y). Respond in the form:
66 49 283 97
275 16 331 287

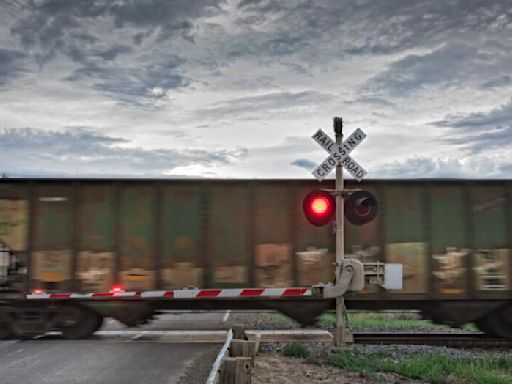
0 0 511 179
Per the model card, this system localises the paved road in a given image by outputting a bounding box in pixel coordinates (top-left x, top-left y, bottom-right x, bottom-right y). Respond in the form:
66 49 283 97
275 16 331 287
0 311 232 384
104 310 234 331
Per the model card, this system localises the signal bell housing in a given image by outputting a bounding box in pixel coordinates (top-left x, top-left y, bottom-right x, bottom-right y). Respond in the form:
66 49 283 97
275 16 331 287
344 190 378 226
302 189 335 226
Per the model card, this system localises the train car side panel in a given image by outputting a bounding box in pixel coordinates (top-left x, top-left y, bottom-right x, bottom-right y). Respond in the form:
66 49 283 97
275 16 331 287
430 183 468 296
119 184 156 290
32 184 73 291
253 183 293 287
471 183 511 295
210 183 250 287
384 183 428 294
161 183 203 289
77 184 116 292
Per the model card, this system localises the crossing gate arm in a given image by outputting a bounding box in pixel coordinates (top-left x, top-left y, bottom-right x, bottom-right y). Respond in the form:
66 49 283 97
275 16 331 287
27 287 313 300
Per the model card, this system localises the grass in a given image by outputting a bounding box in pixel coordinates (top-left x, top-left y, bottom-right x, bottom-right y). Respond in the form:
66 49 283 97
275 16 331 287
282 343 310 358
326 350 512 384
318 311 477 331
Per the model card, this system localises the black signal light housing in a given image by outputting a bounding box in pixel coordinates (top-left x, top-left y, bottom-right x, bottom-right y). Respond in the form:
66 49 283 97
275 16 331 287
344 190 378 226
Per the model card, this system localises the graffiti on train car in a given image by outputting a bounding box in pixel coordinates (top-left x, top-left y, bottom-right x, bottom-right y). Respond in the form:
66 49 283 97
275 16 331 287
433 247 468 294
78 251 114 292
32 250 71 282
0 199 27 251
163 262 203 288
255 243 293 287
474 249 511 290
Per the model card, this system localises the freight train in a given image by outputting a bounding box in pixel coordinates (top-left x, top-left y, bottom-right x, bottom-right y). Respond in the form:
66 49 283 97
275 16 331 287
0 178 511 338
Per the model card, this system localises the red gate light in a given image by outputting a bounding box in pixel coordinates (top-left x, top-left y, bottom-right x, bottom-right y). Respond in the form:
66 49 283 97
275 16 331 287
303 190 335 226
110 284 124 293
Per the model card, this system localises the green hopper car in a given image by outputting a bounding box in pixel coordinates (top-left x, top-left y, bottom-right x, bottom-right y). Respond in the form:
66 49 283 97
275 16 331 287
0 178 511 338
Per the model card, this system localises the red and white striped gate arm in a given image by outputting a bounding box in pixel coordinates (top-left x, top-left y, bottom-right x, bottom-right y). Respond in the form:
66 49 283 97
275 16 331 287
27 287 312 300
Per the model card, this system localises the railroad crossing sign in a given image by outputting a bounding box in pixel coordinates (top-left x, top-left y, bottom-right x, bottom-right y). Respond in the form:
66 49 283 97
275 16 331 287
311 127 367 181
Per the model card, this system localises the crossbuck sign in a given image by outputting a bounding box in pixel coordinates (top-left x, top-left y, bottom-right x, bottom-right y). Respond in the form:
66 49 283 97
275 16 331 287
311 128 367 181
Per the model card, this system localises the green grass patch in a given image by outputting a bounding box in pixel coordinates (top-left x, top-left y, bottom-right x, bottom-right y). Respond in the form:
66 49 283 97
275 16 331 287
318 311 476 330
326 350 512 384
282 343 310 359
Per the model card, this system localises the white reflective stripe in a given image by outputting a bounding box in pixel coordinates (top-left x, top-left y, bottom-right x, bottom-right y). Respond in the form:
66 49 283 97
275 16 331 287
218 289 242 297
302 289 313 296
174 289 200 299
261 288 286 296
27 294 51 299
113 291 138 297
70 293 94 298
141 290 168 298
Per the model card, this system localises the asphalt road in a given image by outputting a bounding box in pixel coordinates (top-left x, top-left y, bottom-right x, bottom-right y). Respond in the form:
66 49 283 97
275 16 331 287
0 311 232 384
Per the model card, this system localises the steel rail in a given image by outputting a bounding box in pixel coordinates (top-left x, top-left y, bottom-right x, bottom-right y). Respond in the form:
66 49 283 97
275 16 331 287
206 328 233 384
354 333 512 348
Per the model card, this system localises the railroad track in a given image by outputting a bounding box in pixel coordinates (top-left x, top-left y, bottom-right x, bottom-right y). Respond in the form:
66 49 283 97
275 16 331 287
354 333 512 348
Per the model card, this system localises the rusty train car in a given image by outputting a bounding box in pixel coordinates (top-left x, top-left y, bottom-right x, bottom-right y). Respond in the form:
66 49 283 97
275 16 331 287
0 178 511 338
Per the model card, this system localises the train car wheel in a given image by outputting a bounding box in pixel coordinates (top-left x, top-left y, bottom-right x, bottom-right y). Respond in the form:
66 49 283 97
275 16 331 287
60 305 103 339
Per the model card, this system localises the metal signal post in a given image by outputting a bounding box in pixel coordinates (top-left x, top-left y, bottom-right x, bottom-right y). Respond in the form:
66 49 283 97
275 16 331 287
308 117 400 350
333 117 353 350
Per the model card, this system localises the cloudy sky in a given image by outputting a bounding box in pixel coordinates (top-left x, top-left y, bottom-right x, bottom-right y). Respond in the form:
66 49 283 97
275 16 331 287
0 0 511 179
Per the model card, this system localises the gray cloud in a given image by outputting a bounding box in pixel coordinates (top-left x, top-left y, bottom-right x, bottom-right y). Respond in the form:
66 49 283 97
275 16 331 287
108 0 221 42
432 101 512 154
443 127 512 154
232 0 512 60
290 159 316 170
0 48 26 87
11 0 220 62
375 157 469 178
197 91 337 119
481 75 512 89
0 128 246 176
434 100 512 131
8 0 217 102
373 155 512 179
364 42 512 97
65 55 188 102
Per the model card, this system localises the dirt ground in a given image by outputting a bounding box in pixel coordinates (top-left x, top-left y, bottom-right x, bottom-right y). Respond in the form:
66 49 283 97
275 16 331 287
252 353 428 384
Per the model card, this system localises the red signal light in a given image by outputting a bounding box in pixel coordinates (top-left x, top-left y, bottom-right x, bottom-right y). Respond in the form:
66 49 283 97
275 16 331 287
303 190 335 226
311 197 329 214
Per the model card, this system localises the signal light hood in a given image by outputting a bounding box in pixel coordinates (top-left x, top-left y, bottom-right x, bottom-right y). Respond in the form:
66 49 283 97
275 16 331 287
345 190 378 226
